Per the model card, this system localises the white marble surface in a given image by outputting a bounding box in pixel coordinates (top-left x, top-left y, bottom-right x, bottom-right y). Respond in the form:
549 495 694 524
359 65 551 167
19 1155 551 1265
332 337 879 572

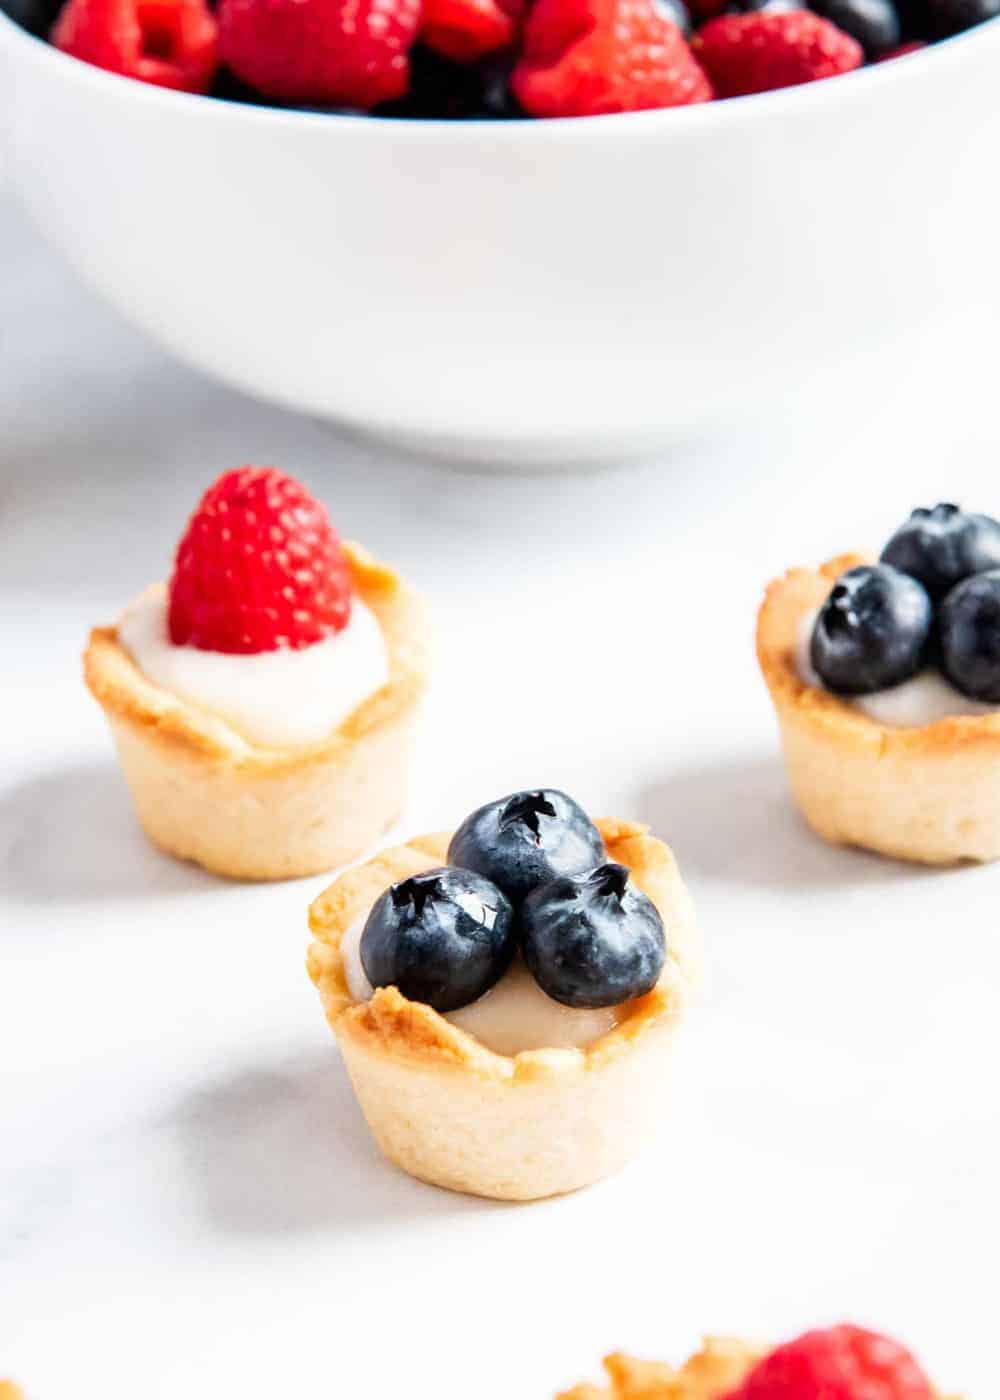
2 190 1000 1399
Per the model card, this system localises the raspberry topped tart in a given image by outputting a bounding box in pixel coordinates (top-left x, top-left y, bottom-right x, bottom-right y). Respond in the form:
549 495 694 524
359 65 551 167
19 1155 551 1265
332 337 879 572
557 1325 959 1400
84 467 427 880
307 788 700 1200
758 503 1000 864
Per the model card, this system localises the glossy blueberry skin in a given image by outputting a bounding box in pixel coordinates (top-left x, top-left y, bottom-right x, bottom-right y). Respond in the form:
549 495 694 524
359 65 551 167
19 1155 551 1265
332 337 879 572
939 570 1000 702
810 564 932 695
880 503 1000 602
922 0 1000 33
476 51 524 118
2 0 64 34
521 864 666 1010
360 867 516 1013
809 0 900 54
447 789 605 904
376 47 524 119
734 0 802 11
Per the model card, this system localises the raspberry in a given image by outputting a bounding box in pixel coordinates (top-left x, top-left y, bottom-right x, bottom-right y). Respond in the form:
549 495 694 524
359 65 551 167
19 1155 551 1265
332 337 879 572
421 0 522 61
876 39 927 58
512 0 713 117
217 0 420 107
168 467 353 654
727 1326 934 1400
693 11 863 97
52 0 218 92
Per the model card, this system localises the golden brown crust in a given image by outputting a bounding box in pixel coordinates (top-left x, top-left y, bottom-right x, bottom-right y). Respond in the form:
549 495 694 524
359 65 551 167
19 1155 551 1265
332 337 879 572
0 1384 25 1400
756 551 1000 758
555 1338 766 1400
307 819 697 1084
83 541 428 771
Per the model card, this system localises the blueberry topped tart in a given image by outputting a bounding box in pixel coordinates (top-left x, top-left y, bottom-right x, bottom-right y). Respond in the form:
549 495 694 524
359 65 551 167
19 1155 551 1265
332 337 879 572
757 504 1000 864
307 789 700 1201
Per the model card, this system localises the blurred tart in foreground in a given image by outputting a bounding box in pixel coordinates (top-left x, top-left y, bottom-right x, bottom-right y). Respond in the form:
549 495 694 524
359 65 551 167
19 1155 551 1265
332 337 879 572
557 1325 958 1400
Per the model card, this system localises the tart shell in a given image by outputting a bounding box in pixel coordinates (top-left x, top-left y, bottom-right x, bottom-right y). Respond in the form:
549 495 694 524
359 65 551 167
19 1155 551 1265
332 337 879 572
307 819 700 1202
555 1337 959 1400
83 543 428 881
757 552 1000 865
556 1338 767 1400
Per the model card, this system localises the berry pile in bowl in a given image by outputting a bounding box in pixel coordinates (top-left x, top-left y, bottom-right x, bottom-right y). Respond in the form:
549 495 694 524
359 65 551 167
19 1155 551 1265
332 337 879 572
4 0 998 118
3 0 997 467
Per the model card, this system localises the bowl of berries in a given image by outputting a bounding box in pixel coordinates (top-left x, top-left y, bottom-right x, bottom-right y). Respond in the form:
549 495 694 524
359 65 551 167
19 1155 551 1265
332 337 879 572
0 0 997 465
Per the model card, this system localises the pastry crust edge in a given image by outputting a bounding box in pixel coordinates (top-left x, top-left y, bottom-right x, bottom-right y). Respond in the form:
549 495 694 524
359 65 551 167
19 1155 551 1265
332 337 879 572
756 551 1000 759
83 541 428 774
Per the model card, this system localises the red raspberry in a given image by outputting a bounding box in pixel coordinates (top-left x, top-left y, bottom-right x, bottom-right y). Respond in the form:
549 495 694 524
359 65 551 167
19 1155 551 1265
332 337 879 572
52 0 218 92
877 39 927 59
727 1326 934 1400
168 467 353 654
217 0 420 107
512 0 713 117
693 11 863 98
421 0 522 61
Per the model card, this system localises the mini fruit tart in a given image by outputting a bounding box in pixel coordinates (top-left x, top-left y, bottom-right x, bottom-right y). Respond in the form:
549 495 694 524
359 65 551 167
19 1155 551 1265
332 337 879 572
758 503 1000 864
84 467 428 881
307 789 700 1201
557 1325 959 1400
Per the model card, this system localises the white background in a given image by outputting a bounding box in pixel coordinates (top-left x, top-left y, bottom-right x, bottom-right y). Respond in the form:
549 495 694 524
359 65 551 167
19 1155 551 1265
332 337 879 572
2 189 999 1398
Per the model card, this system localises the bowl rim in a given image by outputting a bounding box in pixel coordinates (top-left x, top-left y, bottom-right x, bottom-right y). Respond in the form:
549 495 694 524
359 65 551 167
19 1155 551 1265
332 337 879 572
2 5 999 139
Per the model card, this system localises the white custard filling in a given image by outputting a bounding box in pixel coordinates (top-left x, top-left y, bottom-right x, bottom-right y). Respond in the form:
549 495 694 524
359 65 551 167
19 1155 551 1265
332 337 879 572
119 586 389 749
340 917 619 1057
797 608 994 728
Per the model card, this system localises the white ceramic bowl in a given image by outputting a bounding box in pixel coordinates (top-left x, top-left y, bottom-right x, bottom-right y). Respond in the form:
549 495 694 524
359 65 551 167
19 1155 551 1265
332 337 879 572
2 17 999 466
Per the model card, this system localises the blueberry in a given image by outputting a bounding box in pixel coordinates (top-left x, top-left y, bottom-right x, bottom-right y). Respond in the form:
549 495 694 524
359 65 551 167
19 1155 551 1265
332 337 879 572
939 570 1000 702
476 49 525 118
448 789 605 903
809 0 901 54
732 0 803 12
2 0 65 35
880 503 1000 602
360 867 516 1013
375 46 525 119
211 70 274 104
810 564 932 694
521 864 666 1010
921 0 999 33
